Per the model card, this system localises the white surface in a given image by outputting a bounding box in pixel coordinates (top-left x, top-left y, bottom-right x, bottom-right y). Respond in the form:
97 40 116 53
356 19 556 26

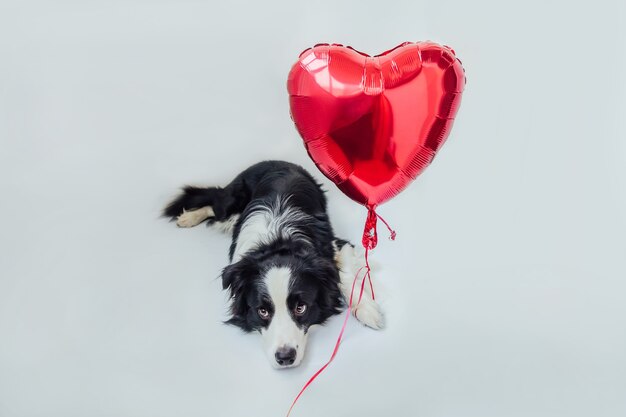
1 1 625 416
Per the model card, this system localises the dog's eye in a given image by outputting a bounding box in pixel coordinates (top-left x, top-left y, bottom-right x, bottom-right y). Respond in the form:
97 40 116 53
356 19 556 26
258 308 270 319
294 304 307 316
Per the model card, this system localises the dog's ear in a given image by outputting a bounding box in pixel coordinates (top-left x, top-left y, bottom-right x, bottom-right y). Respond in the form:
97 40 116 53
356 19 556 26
221 260 252 296
302 257 344 315
221 262 239 292
221 259 258 332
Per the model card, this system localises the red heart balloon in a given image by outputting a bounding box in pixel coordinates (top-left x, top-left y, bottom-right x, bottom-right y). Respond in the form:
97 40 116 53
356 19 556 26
287 42 465 209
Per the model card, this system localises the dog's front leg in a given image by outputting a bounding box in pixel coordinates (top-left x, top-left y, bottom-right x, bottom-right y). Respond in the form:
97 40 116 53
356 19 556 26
333 242 385 330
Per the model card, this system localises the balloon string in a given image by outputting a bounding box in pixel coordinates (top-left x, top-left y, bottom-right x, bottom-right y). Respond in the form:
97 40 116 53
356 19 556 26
375 212 397 241
364 248 375 301
360 208 395 299
286 259 370 417
362 208 378 249
362 207 396 250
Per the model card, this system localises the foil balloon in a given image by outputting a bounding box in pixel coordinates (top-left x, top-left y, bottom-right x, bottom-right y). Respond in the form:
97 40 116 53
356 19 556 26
285 42 466 416
287 41 465 217
286 42 465 416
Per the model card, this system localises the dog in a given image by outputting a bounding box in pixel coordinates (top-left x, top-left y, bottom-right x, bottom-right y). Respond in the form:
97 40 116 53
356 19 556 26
163 161 383 368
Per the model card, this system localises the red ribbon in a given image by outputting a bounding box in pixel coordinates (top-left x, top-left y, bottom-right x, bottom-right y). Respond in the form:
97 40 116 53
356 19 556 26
362 206 397 250
285 208 395 417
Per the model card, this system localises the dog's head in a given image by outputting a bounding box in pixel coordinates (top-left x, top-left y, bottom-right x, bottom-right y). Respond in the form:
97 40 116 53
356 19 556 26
221 242 343 368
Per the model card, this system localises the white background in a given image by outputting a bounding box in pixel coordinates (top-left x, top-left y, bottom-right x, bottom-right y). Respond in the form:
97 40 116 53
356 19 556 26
1 1 625 416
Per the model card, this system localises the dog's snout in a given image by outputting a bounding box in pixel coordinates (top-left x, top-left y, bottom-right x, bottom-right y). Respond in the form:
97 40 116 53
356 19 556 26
275 347 297 366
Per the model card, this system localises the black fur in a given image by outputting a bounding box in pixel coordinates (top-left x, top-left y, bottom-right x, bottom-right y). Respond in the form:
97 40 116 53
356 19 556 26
220 239 344 332
163 161 347 333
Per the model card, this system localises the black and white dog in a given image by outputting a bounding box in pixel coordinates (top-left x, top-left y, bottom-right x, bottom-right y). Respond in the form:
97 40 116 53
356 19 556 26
163 161 383 368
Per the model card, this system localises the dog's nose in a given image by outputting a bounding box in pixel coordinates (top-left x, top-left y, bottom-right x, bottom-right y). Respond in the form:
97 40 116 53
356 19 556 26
275 347 297 366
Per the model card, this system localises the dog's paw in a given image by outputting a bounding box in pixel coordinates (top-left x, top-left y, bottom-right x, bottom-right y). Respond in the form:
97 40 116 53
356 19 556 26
176 207 214 228
353 299 385 330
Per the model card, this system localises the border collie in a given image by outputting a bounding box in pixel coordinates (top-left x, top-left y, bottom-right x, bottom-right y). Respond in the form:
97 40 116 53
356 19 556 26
163 161 383 368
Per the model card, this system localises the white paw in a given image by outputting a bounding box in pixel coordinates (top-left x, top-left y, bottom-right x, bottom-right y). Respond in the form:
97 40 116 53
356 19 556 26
176 207 214 228
334 241 385 329
353 299 385 330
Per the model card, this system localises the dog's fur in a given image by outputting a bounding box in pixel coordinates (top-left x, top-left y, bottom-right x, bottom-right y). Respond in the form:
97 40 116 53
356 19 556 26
163 161 383 368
